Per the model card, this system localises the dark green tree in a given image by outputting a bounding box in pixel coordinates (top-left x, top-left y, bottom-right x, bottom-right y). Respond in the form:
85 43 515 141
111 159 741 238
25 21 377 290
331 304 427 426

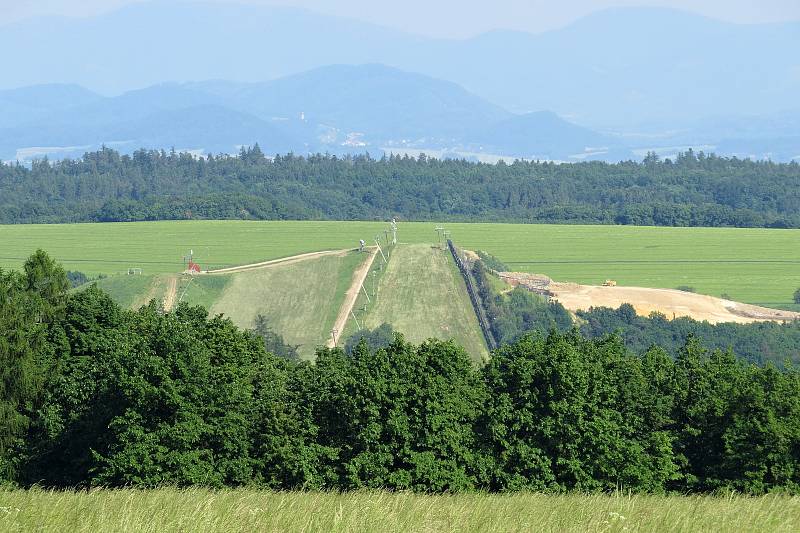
344 323 395 354
23 249 70 322
306 336 486 491
0 269 47 481
480 330 679 492
252 314 300 362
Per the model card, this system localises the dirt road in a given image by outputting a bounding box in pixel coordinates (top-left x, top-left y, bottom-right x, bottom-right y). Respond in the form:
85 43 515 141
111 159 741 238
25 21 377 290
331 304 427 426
162 276 177 312
204 250 350 274
327 250 377 348
500 272 800 324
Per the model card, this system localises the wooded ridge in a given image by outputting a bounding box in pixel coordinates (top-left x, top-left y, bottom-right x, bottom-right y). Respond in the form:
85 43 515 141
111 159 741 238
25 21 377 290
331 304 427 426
2 147 800 227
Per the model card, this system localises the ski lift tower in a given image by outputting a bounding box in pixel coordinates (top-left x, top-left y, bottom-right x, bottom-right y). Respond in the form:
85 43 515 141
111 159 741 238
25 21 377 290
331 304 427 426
390 217 398 245
183 249 194 270
434 226 444 248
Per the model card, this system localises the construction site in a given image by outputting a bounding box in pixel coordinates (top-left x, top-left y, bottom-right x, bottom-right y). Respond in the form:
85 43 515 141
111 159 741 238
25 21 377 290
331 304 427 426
498 272 800 325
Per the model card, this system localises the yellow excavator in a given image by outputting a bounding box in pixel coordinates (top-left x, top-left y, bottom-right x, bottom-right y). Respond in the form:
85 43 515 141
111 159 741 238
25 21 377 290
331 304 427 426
603 279 617 287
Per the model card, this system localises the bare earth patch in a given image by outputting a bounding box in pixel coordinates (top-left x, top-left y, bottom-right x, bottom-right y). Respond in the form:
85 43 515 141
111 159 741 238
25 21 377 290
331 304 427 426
327 249 377 348
500 272 800 324
162 276 178 312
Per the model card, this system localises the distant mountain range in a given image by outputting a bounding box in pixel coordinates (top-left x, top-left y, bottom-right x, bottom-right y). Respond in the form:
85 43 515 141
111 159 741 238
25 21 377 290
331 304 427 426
2 1 798 126
1 2 799 162
0 65 631 163
3 63 800 164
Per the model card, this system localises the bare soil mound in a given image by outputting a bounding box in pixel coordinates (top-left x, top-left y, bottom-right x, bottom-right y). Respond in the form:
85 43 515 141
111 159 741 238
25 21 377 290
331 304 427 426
500 272 800 324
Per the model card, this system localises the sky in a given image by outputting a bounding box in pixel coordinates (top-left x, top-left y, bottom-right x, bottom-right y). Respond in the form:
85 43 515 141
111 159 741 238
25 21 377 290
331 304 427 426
2 0 799 37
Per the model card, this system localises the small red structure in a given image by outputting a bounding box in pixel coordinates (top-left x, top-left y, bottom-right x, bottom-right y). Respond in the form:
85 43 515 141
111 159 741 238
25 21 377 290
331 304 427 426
187 261 202 274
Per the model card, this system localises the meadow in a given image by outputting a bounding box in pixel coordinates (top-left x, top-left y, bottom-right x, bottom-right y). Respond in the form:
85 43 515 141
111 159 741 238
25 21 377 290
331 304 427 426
93 274 168 309
1 488 798 532
206 252 364 358
353 243 488 361
4 220 800 307
90 250 366 358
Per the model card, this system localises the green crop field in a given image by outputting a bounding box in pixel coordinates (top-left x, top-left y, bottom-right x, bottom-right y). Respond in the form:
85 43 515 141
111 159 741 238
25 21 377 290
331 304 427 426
1 488 798 532
0 220 390 275
4 221 800 308
349 243 488 361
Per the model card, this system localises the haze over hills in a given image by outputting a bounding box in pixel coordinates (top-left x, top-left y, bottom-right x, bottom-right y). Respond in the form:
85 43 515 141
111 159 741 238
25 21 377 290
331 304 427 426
2 2 798 123
192 65 512 141
1 1 799 162
0 65 626 162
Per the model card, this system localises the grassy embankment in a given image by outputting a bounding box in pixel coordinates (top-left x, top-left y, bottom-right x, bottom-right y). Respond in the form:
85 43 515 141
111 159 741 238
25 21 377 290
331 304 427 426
345 243 488 361
205 252 365 358
3 220 800 308
1 488 798 532
95 251 365 359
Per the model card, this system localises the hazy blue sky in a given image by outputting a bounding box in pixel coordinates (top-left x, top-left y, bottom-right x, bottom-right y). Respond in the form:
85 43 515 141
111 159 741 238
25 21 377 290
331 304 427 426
2 0 799 37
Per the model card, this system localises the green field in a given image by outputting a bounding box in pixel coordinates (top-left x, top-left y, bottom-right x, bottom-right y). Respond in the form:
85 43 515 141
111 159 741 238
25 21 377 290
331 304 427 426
349 244 488 361
1 488 797 532
4 220 800 307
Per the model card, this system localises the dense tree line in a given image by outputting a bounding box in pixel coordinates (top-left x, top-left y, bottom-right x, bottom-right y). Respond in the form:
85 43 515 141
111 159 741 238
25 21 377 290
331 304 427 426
3 252 800 494
578 304 800 367
2 147 800 226
471 260 572 345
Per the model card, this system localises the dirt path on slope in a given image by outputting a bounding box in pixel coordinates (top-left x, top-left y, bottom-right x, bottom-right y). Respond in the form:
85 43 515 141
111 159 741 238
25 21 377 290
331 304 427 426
500 272 800 325
204 250 351 274
162 276 178 312
327 250 377 348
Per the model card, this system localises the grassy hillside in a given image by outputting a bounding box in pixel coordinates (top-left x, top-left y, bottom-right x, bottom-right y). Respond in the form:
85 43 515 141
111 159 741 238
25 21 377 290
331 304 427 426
91 243 489 361
349 244 488 361
176 275 232 310
92 251 366 359
93 274 173 309
2 488 798 532
6 220 800 308
208 252 364 358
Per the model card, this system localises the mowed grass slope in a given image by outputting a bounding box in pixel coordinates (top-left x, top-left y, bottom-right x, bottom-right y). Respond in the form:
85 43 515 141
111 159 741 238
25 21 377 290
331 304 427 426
91 251 366 359
5 220 800 307
93 274 176 310
208 252 365 359
2 488 798 532
357 244 488 361
94 274 231 312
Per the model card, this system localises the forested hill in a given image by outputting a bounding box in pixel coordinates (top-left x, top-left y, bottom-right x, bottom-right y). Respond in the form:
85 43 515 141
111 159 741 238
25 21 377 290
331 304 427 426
2 146 800 227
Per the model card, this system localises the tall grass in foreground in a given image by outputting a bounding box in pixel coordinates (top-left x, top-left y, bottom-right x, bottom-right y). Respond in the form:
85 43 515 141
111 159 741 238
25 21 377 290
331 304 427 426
1 489 798 532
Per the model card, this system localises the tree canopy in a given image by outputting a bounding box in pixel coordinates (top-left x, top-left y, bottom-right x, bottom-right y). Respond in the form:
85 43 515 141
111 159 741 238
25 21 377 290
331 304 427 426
2 251 800 495
2 147 800 227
